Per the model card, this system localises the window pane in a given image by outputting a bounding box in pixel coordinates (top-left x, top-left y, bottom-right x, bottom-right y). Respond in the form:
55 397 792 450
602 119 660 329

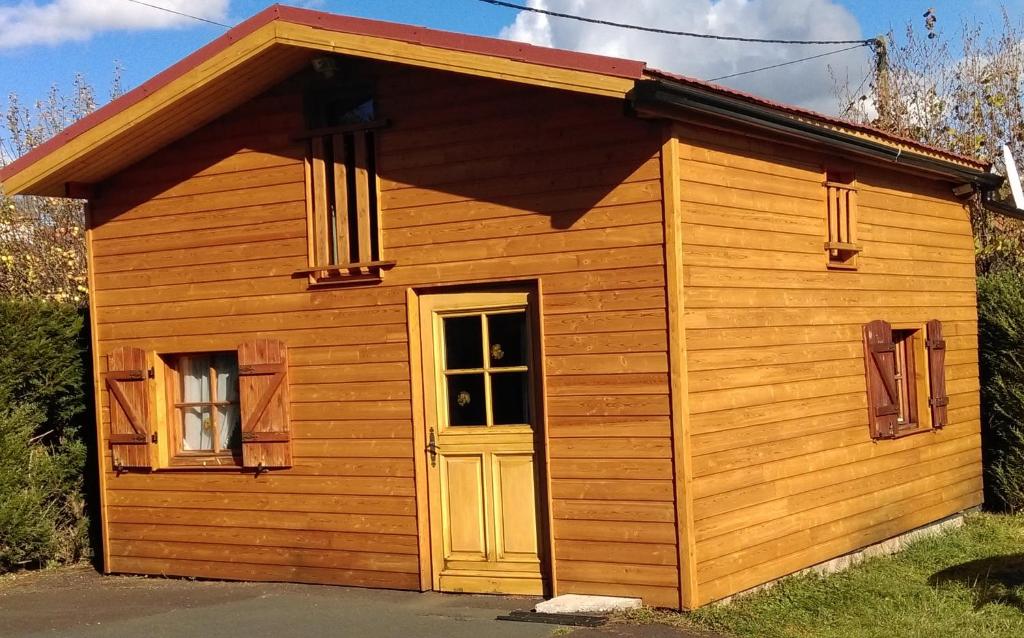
492 372 530 425
218 405 241 451
487 312 528 368
182 406 214 451
444 315 483 370
214 353 239 402
447 373 486 426
181 356 211 403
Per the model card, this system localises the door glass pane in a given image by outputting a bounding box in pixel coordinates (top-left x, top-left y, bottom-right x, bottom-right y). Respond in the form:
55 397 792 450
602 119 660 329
491 372 530 425
487 312 528 368
444 315 483 370
182 406 214 451
447 373 486 426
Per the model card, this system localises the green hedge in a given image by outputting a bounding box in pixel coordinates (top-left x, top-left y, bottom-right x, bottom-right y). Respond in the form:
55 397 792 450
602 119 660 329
0 300 89 571
978 271 1024 512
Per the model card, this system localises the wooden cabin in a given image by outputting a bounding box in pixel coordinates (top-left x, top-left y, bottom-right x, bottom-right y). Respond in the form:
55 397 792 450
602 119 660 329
0 5 995 610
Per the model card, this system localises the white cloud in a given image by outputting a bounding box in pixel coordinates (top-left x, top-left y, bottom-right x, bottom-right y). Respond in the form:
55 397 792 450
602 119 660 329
500 0 872 114
0 0 230 50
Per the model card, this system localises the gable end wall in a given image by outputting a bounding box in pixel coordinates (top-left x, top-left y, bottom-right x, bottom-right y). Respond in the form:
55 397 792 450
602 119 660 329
675 119 983 605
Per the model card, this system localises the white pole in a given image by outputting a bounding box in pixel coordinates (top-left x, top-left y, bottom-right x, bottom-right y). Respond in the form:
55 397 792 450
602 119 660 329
1002 144 1024 209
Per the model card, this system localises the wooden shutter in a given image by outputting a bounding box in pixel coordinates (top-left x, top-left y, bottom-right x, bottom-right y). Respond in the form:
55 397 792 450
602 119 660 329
926 319 949 429
238 339 292 469
863 320 900 439
106 346 154 470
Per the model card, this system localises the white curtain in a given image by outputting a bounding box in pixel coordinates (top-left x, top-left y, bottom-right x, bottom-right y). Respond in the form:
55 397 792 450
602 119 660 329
215 354 239 450
181 357 212 451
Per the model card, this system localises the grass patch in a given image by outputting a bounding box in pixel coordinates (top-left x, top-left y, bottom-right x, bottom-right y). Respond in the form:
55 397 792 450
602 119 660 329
623 513 1024 638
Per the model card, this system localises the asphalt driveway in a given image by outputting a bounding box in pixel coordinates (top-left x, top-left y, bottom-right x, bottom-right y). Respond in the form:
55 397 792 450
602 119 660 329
0 565 553 638
0 566 716 638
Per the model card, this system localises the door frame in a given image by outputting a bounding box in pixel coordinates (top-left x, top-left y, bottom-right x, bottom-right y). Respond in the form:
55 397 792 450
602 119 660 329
406 282 555 595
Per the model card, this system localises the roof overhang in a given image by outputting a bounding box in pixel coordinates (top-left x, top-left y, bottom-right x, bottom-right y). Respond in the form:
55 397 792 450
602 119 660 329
629 78 1002 190
0 5 642 197
0 4 1000 200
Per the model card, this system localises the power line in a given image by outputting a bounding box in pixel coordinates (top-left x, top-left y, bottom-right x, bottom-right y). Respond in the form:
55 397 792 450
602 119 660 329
476 0 875 46
123 0 231 29
709 43 868 82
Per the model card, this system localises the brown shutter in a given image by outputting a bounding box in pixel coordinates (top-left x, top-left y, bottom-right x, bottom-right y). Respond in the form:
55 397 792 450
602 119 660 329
106 346 154 470
238 339 292 469
926 319 949 429
863 320 900 439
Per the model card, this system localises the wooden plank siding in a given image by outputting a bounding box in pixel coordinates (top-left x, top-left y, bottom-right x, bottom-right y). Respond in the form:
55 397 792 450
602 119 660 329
88 63 679 606
674 120 983 606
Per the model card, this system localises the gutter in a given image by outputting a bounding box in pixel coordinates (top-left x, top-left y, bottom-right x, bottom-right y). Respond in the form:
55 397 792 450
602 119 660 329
981 189 1024 221
629 78 1003 190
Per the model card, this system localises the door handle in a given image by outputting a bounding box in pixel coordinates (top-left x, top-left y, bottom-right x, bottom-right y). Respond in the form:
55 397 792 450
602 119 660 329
425 427 439 467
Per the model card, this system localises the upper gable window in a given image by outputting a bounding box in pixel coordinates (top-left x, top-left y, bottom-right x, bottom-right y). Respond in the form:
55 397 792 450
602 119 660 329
824 169 861 270
298 72 392 285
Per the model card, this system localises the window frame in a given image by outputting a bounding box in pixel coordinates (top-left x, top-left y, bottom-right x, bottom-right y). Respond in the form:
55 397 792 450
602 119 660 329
439 308 534 429
864 321 935 440
421 290 540 439
890 327 927 434
160 351 243 468
298 119 393 286
823 168 861 270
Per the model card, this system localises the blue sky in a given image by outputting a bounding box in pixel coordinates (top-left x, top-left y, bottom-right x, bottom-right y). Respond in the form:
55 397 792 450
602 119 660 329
0 0 1020 120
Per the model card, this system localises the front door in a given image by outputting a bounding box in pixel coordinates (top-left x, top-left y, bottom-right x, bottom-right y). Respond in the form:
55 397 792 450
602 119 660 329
418 290 546 595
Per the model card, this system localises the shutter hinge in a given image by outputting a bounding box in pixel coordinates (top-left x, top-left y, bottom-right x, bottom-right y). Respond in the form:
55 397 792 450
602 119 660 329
147 367 155 379
151 432 158 443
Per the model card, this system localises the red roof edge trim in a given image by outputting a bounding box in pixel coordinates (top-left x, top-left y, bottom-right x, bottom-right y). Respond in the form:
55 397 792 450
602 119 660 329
644 67 989 171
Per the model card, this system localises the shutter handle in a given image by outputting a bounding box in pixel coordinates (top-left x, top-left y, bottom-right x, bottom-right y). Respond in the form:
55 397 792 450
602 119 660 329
425 428 440 467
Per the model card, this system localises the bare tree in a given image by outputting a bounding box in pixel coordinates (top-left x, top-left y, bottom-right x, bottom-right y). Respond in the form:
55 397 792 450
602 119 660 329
1 70 122 305
836 8 1024 273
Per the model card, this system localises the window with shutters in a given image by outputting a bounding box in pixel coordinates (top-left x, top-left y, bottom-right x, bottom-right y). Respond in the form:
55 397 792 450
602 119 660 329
106 341 292 472
863 319 949 440
297 84 394 285
162 352 242 466
824 170 861 270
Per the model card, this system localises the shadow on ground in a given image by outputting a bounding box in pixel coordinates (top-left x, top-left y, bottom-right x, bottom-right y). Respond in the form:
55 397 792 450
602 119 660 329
929 554 1024 610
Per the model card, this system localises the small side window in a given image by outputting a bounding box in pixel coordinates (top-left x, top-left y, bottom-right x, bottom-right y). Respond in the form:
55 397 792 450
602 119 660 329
824 170 861 270
162 352 241 466
863 319 945 440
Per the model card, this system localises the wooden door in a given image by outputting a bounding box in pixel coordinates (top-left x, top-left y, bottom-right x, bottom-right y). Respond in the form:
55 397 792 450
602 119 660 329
418 290 546 595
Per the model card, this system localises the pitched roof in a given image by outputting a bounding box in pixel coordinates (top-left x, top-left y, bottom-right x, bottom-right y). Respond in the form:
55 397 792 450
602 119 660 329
0 3 993 197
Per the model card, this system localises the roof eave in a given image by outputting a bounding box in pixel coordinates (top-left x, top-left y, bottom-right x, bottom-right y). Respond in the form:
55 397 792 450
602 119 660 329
630 78 1002 189
0 5 644 198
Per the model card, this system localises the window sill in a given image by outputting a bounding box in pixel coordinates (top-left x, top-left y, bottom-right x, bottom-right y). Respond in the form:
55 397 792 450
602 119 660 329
166 454 242 469
294 260 395 287
874 425 940 441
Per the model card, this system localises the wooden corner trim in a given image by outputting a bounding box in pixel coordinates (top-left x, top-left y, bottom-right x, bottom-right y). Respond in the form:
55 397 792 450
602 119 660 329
661 126 700 610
